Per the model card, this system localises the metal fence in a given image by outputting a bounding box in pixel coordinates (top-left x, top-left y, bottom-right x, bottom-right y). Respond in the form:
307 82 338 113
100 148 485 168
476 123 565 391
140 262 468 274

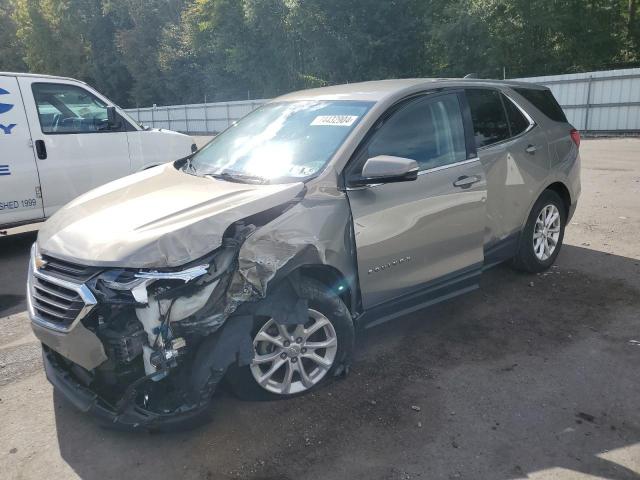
125 99 268 135
125 67 640 135
514 67 640 133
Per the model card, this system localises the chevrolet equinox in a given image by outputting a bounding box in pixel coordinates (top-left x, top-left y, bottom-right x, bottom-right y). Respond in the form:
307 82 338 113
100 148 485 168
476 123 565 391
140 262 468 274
27 79 580 430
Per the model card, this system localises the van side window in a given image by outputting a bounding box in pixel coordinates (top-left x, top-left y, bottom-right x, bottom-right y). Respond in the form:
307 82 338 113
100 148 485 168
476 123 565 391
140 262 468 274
32 83 122 134
365 94 467 171
465 89 510 148
502 95 530 136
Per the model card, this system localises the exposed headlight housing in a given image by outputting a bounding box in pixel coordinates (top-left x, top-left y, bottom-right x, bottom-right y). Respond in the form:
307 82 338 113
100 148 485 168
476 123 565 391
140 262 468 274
91 240 237 308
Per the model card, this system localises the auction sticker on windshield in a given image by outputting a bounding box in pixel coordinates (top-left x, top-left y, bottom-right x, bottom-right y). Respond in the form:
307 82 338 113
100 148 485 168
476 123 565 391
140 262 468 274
311 115 359 127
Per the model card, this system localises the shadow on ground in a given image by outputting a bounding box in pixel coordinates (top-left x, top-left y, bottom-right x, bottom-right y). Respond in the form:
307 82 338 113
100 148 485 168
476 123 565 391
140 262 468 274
47 245 640 479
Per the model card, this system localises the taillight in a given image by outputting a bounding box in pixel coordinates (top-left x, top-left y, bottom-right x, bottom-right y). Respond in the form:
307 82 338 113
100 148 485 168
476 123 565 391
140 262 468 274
570 128 580 148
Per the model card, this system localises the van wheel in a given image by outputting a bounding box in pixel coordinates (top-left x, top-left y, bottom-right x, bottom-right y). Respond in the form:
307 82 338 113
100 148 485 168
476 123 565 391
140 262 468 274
227 277 354 401
513 190 566 273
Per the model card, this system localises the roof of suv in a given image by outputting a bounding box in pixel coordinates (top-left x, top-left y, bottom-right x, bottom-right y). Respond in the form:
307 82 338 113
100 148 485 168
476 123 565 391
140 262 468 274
277 78 546 103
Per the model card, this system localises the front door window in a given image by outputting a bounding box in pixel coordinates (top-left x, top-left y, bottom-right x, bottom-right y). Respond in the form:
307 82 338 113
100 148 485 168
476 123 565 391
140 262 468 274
32 83 121 134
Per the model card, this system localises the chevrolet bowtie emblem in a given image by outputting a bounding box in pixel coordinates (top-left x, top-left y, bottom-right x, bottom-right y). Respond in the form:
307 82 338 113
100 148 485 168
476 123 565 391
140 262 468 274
35 254 48 270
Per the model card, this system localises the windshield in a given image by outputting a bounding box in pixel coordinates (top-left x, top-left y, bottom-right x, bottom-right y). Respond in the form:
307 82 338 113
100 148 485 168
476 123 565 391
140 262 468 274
185 100 373 183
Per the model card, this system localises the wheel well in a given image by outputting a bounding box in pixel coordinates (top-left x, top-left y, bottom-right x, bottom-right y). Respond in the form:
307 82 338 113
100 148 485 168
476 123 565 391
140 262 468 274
545 182 571 216
299 265 355 314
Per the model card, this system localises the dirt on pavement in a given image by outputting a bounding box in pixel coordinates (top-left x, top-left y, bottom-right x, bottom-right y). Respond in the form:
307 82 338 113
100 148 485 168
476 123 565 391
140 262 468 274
0 138 639 480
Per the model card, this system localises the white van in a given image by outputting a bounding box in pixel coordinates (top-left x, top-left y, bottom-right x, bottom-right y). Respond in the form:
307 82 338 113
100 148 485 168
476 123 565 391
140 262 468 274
0 72 196 230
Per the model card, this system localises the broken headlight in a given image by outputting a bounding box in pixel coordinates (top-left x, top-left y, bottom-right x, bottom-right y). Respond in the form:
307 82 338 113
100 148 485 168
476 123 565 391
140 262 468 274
90 247 237 379
95 263 211 305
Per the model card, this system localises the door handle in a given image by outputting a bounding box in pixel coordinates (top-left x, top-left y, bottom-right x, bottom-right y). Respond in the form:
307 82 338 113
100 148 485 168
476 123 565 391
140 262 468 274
35 140 47 159
453 175 481 189
525 144 537 154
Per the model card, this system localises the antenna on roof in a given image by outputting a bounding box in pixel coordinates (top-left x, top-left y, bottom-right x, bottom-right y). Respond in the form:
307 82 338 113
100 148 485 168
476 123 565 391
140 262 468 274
463 73 477 79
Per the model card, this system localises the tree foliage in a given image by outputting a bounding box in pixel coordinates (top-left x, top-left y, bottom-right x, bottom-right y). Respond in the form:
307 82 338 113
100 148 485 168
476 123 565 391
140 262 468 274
1 0 638 107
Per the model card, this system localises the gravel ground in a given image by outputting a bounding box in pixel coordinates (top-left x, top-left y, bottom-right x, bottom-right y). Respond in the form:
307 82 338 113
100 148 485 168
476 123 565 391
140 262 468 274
0 138 639 480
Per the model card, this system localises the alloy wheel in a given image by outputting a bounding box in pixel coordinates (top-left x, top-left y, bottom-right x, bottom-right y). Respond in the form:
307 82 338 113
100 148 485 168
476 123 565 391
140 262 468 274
250 309 338 395
533 204 561 261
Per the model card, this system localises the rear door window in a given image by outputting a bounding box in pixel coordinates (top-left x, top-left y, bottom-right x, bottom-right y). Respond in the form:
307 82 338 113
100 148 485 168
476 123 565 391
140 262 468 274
513 88 567 122
502 95 531 136
365 93 467 171
465 89 510 148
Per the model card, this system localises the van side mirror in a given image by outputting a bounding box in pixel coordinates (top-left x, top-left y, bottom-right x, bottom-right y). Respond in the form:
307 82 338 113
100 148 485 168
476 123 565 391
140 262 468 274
349 155 419 187
106 106 119 129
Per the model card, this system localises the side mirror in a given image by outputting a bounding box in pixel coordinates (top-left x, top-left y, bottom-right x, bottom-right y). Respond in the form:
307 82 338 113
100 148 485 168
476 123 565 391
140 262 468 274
106 106 119 129
349 155 419 187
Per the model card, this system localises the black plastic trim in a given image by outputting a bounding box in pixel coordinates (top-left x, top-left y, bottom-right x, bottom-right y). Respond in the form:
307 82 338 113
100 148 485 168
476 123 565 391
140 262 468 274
482 231 520 269
357 263 483 329
42 347 209 431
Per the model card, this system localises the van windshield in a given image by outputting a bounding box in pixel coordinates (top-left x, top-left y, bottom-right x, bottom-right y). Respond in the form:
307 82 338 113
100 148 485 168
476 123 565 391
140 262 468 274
185 100 373 183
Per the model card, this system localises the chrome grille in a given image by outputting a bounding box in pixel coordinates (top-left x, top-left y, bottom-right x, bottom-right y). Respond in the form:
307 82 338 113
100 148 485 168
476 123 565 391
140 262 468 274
32 276 85 327
40 254 101 282
27 246 97 333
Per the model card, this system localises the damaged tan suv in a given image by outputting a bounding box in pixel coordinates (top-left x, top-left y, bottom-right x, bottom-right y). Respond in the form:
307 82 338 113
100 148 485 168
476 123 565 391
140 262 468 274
28 79 580 430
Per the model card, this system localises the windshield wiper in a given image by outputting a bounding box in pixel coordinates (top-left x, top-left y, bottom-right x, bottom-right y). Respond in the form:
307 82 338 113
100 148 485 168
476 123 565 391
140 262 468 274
205 171 270 184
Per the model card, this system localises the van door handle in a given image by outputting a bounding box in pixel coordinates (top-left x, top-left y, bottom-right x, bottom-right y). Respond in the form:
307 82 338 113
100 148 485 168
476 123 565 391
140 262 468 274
525 144 537 154
35 140 47 159
453 175 481 189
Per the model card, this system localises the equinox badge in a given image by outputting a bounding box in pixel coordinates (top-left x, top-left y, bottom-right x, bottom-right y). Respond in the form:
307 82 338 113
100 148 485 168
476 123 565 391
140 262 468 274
368 256 412 275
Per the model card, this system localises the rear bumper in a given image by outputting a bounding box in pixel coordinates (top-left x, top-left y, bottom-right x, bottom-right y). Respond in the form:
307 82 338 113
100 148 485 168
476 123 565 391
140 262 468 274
42 346 207 431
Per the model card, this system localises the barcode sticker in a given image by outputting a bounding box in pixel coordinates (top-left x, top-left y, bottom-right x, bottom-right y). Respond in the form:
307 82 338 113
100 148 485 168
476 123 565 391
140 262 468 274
311 115 359 127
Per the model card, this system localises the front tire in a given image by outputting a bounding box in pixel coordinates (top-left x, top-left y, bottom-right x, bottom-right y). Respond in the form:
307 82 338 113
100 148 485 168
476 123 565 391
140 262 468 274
227 277 354 401
513 190 566 273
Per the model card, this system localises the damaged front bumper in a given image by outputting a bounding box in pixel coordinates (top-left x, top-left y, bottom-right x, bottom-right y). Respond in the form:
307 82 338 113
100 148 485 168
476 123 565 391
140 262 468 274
42 346 211 430
28 227 256 430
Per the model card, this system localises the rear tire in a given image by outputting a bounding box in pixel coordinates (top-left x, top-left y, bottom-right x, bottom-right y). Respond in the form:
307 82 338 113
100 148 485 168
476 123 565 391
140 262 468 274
513 190 566 273
227 277 354 401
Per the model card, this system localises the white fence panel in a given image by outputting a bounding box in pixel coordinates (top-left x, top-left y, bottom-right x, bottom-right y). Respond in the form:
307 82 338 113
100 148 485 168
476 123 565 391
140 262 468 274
125 68 640 134
515 67 640 132
126 99 268 135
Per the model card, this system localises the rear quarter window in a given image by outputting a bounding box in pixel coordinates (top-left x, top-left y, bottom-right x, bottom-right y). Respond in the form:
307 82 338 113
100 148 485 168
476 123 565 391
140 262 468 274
502 95 531 136
513 88 567 123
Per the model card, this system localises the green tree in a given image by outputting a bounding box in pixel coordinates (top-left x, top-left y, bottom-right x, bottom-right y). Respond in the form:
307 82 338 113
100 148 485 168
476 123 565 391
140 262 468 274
291 0 428 84
0 0 27 71
13 0 93 78
182 0 269 101
84 1 133 105
5 0 640 107
112 0 185 106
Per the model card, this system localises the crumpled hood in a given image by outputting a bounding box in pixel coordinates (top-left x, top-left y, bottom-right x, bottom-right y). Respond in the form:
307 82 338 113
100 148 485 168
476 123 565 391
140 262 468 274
38 164 305 268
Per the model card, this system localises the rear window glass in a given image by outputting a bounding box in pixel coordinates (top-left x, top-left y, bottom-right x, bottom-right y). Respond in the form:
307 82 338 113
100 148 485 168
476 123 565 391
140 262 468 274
502 95 530 136
513 88 567 123
466 89 510 148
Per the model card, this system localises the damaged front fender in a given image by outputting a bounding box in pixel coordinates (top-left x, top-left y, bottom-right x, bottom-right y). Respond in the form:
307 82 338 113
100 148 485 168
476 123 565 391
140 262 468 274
227 184 359 313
